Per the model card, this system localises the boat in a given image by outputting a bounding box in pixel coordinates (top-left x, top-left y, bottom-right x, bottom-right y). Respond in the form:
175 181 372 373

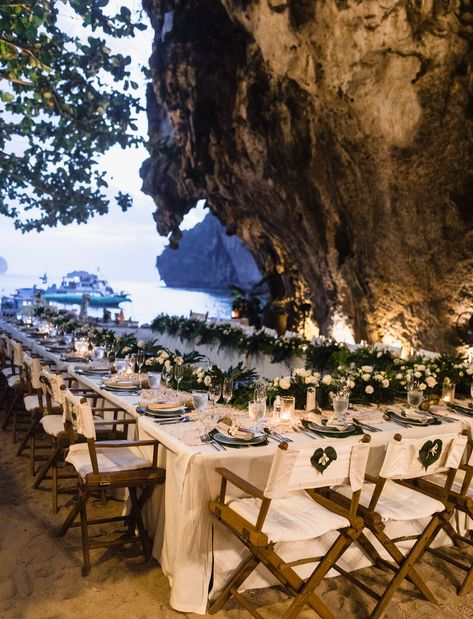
42 271 130 306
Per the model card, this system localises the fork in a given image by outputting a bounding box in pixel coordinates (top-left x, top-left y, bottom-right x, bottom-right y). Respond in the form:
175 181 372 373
200 434 226 451
293 424 323 440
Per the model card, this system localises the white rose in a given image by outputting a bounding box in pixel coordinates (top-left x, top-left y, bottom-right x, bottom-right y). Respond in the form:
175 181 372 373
321 374 332 385
374 373 383 382
361 365 373 373
419 383 427 390
164 360 172 369
365 385 374 394
362 373 371 382
377 351 382 358
467 368 473 375
382 379 390 388
417 364 426 371
396 373 403 380
305 375 318 385
137 340 145 349
279 377 291 390
426 376 437 388
273 378 280 387
414 371 422 378
204 375 212 386
175 356 184 366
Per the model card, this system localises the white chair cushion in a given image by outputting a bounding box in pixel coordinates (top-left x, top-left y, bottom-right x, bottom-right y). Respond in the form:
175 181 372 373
24 394 40 411
227 491 350 543
2 368 14 378
40 414 65 437
7 374 21 387
66 443 152 480
337 480 445 521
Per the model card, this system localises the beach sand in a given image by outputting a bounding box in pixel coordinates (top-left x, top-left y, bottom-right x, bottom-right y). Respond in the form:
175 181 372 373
2 429 473 619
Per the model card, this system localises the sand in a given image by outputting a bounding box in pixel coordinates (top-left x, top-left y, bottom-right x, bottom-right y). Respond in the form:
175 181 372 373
2 427 473 619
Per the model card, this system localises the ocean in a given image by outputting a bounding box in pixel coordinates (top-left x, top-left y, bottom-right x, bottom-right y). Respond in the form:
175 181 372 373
0 273 233 325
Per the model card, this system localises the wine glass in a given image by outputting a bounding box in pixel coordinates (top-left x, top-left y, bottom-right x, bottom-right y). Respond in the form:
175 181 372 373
222 377 233 407
161 365 173 390
253 380 267 404
407 381 423 411
174 363 184 393
332 392 349 425
208 381 221 410
135 351 145 388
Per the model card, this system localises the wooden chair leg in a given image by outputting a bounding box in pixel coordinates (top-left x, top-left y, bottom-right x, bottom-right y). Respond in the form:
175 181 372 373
209 555 261 614
33 443 61 489
2 391 19 431
52 460 58 514
79 489 91 576
57 485 82 537
459 562 473 596
16 415 38 458
30 432 36 475
129 487 151 560
369 518 441 619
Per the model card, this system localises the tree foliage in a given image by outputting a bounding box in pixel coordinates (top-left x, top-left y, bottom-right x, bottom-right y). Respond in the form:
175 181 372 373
0 0 147 231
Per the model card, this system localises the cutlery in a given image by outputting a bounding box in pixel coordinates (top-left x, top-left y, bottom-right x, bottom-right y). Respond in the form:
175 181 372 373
417 410 456 423
292 424 322 440
200 434 226 451
154 416 190 425
263 427 293 443
352 418 382 432
448 403 473 416
383 412 412 428
263 428 283 442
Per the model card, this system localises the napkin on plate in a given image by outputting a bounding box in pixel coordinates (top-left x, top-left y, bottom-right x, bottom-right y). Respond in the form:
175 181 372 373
216 418 255 441
102 377 138 388
144 400 185 411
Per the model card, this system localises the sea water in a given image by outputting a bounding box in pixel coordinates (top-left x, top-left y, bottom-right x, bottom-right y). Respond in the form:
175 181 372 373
0 273 232 325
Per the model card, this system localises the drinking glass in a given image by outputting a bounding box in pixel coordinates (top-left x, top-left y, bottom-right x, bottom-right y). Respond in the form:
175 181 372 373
222 377 233 407
332 393 349 424
161 365 172 389
407 381 423 410
94 346 105 361
174 363 184 393
208 382 221 409
136 351 145 388
148 372 161 389
253 380 267 404
192 390 209 435
115 358 127 374
248 400 266 431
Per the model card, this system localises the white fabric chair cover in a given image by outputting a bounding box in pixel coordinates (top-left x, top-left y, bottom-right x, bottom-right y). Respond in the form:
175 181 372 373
40 415 65 438
62 389 96 440
2 367 14 378
228 492 349 543
7 375 21 388
23 353 42 390
379 432 467 480
12 341 23 367
264 440 370 500
24 394 41 412
66 443 152 479
40 368 65 405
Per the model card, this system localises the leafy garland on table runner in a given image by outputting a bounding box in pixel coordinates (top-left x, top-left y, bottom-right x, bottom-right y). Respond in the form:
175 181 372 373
29 307 473 407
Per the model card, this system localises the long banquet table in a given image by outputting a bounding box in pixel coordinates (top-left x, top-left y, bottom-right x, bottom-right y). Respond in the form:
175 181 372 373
2 319 473 614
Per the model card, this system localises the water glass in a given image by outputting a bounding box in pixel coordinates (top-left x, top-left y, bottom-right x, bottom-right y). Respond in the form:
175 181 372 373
332 394 349 424
248 400 266 431
161 365 172 389
148 372 161 389
208 382 221 408
115 358 127 374
406 380 423 410
94 346 105 360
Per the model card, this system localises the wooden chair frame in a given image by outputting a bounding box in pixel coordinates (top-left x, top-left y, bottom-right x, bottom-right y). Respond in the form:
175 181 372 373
57 393 165 576
324 432 467 618
32 377 132 514
208 437 371 619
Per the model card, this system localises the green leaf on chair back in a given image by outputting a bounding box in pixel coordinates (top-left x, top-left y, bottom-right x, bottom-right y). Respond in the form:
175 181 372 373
311 447 337 473
418 439 443 471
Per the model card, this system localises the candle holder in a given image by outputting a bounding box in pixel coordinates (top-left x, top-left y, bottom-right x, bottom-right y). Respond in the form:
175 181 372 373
279 396 295 422
441 378 455 404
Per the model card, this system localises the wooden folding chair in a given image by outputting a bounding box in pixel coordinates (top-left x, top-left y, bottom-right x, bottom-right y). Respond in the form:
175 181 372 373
33 371 132 514
1 340 31 441
208 435 372 618
57 387 165 575
413 436 473 596
329 430 468 618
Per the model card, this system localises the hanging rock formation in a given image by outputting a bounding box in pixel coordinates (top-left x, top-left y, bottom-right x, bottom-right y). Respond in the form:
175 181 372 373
156 212 261 289
141 0 473 349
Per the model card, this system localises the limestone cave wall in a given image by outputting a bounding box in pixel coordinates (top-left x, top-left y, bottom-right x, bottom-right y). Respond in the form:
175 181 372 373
141 0 473 349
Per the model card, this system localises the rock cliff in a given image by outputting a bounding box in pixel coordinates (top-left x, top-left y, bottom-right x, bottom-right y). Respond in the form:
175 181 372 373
156 212 261 289
141 0 473 349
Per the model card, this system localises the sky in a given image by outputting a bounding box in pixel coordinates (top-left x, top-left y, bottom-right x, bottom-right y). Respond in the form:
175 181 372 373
0 1 206 284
